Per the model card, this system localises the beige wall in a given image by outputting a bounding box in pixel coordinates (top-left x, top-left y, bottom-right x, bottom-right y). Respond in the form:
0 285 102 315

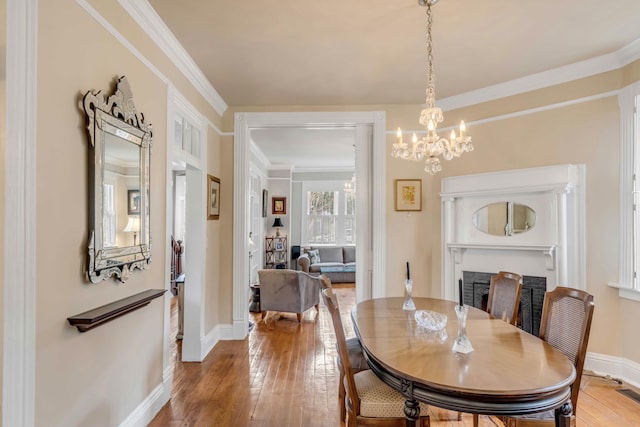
224 62 640 367
205 128 222 331
32 1 223 425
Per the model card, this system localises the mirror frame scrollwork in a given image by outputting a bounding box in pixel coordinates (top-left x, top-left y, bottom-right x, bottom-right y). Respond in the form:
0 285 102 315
83 76 152 283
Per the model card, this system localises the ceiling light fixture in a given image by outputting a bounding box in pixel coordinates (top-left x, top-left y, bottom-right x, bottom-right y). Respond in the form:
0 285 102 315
391 0 473 174
344 173 356 194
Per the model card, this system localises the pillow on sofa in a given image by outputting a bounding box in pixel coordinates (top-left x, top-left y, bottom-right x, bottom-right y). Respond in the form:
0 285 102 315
308 249 321 264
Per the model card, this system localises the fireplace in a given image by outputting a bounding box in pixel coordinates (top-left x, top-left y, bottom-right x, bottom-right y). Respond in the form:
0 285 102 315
441 165 586 308
462 271 546 336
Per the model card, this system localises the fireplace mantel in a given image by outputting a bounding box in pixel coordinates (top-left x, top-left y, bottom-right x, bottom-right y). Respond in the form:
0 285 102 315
441 164 585 303
447 243 557 270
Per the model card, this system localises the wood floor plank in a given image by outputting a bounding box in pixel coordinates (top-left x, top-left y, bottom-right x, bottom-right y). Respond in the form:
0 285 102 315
150 287 640 427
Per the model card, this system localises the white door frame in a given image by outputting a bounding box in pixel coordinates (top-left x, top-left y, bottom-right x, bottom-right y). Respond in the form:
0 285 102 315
164 86 208 368
232 112 387 339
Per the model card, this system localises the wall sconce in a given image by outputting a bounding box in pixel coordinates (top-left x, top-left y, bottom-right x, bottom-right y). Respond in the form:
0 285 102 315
124 216 140 246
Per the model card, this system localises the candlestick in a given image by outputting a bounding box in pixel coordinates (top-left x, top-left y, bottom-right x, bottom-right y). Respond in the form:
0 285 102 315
458 278 463 307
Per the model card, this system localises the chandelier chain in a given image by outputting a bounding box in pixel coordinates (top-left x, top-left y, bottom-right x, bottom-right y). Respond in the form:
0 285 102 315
426 5 435 108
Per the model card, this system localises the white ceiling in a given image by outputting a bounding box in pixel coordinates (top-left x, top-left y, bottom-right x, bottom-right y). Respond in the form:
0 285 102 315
147 0 640 169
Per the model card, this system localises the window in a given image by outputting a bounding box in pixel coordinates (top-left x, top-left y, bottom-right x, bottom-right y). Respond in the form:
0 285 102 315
302 181 356 246
174 114 201 158
617 82 640 301
307 191 337 244
103 183 116 247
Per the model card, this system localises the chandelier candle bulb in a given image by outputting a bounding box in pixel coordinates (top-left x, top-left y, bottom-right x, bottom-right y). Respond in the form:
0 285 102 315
397 128 403 144
460 120 466 138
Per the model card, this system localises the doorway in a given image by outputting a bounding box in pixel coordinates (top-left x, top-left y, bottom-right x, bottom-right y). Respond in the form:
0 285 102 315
232 112 387 340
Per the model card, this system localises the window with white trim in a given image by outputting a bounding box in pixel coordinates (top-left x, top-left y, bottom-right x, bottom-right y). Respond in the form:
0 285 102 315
617 82 640 300
302 181 356 246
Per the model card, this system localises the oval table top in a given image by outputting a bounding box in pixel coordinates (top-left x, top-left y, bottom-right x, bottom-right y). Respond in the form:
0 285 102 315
351 297 576 416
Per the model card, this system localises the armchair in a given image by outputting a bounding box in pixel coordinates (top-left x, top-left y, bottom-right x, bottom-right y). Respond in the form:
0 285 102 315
257 269 323 322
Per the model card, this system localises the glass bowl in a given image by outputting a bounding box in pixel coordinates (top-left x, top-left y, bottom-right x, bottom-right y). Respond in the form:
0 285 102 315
414 310 447 331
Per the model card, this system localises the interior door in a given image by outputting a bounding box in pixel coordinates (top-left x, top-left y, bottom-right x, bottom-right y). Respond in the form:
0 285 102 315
249 172 261 285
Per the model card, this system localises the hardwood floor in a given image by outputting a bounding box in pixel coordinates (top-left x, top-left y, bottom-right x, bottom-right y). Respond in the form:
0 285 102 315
150 285 640 426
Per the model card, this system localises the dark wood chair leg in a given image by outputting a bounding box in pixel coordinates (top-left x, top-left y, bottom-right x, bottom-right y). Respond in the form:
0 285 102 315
297 313 302 322
338 360 347 421
261 311 266 321
473 413 479 426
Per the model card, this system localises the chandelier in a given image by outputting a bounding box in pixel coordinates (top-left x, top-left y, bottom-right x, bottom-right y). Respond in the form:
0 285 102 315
344 173 356 193
391 0 473 174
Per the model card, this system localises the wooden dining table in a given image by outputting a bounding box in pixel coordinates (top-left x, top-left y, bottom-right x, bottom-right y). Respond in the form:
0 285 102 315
351 297 576 427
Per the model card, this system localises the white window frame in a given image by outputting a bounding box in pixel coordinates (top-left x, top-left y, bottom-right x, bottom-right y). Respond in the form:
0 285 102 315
301 180 356 246
615 82 640 301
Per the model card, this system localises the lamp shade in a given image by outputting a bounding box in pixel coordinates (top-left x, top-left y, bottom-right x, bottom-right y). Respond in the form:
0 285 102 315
272 217 284 228
124 216 140 232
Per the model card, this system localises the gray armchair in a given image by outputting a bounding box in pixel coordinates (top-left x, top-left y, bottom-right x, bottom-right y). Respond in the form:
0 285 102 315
257 269 323 322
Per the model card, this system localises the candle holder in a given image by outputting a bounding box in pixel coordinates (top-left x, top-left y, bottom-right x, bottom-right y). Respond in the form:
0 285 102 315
452 305 474 354
403 279 416 311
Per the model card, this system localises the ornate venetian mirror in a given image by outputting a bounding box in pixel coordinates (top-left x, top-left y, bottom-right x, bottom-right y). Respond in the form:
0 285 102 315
473 202 536 237
83 76 152 283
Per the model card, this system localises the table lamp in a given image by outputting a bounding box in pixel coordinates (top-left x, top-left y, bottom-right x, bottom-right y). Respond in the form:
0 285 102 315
124 216 140 245
272 217 284 237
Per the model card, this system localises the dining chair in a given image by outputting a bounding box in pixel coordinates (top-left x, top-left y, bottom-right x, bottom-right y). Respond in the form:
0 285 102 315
322 288 430 426
501 286 595 426
466 271 523 426
319 276 370 422
486 271 523 325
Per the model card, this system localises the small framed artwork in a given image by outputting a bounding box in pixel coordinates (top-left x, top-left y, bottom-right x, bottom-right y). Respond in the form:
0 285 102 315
262 189 268 218
275 241 284 251
207 175 221 220
272 197 286 215
128 189 140 215
395 179 422 211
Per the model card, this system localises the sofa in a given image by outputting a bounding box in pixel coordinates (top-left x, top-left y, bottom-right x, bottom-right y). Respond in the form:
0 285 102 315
297 246 356 283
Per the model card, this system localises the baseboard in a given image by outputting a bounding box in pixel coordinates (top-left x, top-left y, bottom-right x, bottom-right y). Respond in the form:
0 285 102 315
200 323 234 360
585 351 640 389
118 382 168 427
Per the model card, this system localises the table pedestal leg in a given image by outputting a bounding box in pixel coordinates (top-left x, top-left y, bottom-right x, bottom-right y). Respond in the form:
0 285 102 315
554 400 573 427
404 399 419 427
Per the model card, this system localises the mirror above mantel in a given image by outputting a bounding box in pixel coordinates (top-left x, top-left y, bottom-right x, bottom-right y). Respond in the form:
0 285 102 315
83 76 152 283
473 202 536 236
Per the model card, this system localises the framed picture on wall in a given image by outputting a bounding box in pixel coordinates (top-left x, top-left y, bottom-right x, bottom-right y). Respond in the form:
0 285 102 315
128 189 140 215
395 179 422 211
272 197 286 215
207 175 220 220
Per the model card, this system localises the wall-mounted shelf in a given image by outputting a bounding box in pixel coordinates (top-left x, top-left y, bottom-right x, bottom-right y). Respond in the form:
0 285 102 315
67 289 166 332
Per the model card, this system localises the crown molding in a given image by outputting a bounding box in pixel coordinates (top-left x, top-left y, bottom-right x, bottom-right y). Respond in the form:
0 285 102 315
249 141 272 169
118 0 227 116
439 37 640 112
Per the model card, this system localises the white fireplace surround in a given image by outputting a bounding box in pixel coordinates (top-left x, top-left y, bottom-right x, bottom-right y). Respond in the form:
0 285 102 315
441 164 586 303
